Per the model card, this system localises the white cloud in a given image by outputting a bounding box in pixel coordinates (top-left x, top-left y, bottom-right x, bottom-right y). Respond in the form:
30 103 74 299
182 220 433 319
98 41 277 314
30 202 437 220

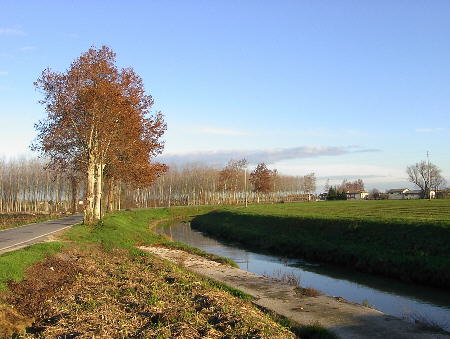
277 163 404 181
20 46 36 51
198 127 251 136
159 145 379 165
301 128 368 138
415 127 445 133
0 71 7 76
0 27 25 36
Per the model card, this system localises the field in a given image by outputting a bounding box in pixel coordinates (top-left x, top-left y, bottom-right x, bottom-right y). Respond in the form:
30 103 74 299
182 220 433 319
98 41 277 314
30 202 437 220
233 199 450 222
2 207 334 338
191 200 450 288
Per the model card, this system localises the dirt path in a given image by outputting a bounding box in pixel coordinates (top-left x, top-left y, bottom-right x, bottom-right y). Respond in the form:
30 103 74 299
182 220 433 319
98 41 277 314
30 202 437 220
140 245 449 339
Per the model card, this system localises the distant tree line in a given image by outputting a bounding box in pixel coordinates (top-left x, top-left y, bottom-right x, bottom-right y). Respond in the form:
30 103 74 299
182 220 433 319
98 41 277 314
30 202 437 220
0 158 316 214
0 158 82 214
125 160 316 208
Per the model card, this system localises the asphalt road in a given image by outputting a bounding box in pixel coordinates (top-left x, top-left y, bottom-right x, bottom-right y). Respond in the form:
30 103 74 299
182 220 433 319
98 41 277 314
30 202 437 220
0 214 83 253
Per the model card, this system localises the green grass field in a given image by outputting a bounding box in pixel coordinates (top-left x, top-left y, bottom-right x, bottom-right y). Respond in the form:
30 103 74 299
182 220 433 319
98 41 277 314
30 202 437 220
231 199 450 222
191 200 450 288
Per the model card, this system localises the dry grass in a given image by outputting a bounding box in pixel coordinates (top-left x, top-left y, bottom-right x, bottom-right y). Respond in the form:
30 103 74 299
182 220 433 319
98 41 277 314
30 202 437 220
0 305 33 338
264 270 301 287
1 246 296 338
266 270 323 298
295 287 323 297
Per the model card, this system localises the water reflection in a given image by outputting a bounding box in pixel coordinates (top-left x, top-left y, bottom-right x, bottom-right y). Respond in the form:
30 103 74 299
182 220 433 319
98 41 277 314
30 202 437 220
157 222 450 330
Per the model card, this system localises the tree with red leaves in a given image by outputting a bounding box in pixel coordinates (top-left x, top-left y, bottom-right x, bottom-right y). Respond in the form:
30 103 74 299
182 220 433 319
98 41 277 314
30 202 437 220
250 163 275 194
33 46 166 224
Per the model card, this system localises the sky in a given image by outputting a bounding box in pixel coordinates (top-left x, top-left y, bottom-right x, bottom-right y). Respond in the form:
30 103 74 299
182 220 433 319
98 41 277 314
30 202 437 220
0 0 449 191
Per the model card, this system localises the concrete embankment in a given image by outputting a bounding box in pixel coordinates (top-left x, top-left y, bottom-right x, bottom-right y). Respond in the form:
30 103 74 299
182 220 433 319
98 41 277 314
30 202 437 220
140 245 449 339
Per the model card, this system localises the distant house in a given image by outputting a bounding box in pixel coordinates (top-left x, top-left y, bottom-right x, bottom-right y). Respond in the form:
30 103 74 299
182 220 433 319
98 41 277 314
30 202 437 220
403 190 422 199
346 191 369 200
387 188 409 200
387 188 435 200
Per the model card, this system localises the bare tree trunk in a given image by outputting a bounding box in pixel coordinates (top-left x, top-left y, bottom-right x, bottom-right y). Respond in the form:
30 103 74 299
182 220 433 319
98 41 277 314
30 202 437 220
106 177 114 212
84 159 96 224
117 183 121 210
45 172 50 213
55 173 60 212
70 174 78 214
168 184 172 208
94 162 104 221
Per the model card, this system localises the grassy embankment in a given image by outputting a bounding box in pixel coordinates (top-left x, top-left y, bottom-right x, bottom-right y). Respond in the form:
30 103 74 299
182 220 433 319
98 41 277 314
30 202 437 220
191 199 450 288
0 206 202 291
0 207 333 338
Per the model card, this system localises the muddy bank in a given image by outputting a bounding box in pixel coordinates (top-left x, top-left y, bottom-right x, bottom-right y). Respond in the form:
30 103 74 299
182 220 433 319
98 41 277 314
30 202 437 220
140 245 450 339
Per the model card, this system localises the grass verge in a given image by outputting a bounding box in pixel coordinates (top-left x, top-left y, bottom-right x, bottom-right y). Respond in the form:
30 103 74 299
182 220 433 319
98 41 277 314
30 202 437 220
0 242 64 290
0 207 306 338
191 201 450 288
64 206 216 252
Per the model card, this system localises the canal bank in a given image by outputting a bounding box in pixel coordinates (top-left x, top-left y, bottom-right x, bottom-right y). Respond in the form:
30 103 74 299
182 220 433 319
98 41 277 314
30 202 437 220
141 244 448 339
155 222 450 336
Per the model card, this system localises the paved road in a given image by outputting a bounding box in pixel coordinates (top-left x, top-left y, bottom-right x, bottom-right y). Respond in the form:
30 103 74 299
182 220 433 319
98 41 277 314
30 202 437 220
0 214 83 254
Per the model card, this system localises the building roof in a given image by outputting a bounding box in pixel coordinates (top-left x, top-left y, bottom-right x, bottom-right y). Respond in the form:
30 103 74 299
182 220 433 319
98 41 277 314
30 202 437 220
387 188 408 194
405 190 422 194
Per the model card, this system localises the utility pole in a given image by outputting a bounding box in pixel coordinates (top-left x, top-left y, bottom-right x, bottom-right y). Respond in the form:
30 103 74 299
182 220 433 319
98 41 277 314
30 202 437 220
427 151 431 200
244 167 248 208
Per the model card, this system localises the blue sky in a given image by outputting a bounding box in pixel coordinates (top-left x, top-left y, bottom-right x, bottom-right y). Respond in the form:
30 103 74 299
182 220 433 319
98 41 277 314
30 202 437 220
1 1 449 191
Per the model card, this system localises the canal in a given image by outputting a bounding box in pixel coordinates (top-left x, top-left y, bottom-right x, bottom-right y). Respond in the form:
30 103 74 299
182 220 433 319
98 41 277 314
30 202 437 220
157 221 450 331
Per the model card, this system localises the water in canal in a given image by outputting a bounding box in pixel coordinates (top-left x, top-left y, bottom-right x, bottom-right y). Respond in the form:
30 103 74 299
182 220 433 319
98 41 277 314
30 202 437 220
157 222 450 331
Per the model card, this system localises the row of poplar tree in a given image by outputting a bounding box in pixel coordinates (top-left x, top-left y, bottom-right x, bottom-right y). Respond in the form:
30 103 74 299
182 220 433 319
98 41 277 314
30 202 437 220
0 158 316 214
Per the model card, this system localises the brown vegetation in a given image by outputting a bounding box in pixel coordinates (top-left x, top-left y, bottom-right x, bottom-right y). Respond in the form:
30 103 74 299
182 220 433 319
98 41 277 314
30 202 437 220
33 46 166 224
250 163 276 194
0 247 295 338
338 179 365 192
295 287 323 298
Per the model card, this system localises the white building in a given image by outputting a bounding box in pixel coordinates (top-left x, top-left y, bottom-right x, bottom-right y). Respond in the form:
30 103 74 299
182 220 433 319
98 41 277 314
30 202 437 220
404 190 422 199
387 188 435 200
346 191 369 200
387 188 410 200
